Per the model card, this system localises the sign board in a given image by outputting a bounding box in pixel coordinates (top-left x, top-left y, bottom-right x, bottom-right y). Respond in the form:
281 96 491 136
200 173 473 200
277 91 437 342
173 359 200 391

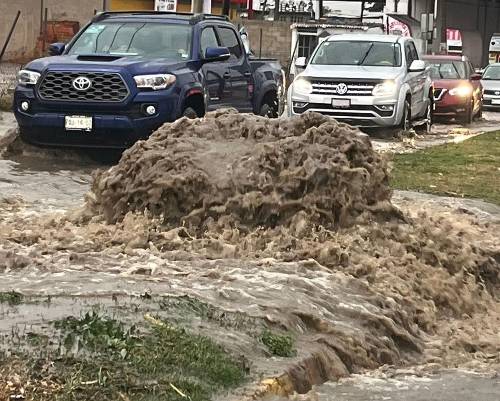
155 0 177 11
387 16 411 37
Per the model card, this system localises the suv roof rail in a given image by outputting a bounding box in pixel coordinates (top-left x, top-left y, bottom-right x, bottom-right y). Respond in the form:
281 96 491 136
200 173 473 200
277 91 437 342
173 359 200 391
92 11 229 24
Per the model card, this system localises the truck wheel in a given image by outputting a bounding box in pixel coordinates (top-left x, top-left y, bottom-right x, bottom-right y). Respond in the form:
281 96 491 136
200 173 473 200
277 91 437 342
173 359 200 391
182 107 199 119
415 99 433 134
259 98 279 118
399 100 411 131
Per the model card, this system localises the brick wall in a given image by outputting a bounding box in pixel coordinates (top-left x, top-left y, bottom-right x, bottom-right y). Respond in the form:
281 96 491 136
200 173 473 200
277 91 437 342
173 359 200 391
235 19 292 68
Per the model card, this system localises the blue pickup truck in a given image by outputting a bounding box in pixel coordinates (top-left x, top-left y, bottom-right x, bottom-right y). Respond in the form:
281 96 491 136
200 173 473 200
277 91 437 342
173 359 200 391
13 12 284 148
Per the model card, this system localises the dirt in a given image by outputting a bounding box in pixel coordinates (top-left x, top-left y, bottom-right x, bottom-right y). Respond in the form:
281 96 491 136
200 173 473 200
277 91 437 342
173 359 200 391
0 110 499 399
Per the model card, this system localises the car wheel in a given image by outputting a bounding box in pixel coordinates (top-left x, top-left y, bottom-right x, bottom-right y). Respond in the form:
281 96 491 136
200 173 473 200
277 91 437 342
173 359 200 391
182 107 199 119
461 100 474 125
415 98 433 134
399 100 411 131
259 97 279 118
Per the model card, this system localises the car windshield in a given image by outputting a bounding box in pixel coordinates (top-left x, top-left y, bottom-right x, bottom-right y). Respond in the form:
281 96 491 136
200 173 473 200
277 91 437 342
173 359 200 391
68 22 192 60
427 61 467 79
482 66 500 80
310 40 402 67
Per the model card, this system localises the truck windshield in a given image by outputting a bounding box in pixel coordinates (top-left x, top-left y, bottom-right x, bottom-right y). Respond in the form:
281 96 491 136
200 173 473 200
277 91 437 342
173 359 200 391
68 22 192 60
482 65 500 80
310 41 402 67
427 61 466 79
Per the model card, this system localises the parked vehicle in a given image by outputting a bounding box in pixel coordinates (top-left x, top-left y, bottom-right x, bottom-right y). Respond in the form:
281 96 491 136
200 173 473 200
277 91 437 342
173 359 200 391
287 34 433 132
481 63 500 110
423 55 482 124
14 12 284 148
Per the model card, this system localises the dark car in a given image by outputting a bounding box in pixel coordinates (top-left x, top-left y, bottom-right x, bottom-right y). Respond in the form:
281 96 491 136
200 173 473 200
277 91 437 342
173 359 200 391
13 12 284 148
423 55 482 124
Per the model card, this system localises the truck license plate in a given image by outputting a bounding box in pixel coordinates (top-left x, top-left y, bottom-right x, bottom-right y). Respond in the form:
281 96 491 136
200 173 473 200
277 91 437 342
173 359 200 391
65 116 92 131
331 99 351 108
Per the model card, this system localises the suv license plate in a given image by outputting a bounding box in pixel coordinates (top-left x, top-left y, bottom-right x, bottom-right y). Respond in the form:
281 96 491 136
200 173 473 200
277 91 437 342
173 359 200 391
65 116 92 131
492 99 500 105
332 99 350 108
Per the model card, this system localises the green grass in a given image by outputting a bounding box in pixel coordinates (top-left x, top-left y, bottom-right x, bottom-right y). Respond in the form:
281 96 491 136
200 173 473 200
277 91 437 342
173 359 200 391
391 131 500 205
0 291 23 305
261 330 295 357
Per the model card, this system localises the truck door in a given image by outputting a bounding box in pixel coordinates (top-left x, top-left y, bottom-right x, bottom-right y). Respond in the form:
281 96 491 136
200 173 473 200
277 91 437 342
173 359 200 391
216 26 254 113
405 41 426 117
200 26 232 111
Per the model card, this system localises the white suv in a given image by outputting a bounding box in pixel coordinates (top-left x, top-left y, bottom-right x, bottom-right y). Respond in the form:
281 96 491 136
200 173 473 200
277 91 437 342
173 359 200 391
287 34 433 131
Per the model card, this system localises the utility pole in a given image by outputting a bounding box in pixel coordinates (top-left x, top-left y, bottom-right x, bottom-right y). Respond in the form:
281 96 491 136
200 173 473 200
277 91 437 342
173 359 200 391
222 0 231 16
192 0 203 13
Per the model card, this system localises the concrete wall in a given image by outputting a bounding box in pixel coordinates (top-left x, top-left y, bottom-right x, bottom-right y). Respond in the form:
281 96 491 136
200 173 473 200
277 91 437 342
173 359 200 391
235 19 292 67
0 0 103 61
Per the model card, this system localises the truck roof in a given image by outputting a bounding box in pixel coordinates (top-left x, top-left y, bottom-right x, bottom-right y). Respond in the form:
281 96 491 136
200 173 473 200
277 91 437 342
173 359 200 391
326 34 403 43
92 11 229 25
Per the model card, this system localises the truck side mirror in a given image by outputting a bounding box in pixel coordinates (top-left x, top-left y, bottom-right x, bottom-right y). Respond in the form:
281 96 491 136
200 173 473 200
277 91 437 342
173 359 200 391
409 60 425 72
295 57 307 68
204 47 231 62
48 42 66 56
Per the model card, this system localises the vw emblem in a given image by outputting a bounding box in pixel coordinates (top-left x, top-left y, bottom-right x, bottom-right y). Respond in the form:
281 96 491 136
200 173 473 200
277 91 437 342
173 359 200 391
336 83 348 95
72 76 92 91
495 91 500 95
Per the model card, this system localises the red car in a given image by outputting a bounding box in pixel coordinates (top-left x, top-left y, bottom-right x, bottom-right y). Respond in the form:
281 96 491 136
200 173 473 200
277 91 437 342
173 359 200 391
423 55 483 124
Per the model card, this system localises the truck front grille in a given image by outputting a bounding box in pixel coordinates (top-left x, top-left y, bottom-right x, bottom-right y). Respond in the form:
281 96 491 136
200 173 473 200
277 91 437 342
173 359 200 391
483 89 500 96
311 80 379 96
38 71 129 102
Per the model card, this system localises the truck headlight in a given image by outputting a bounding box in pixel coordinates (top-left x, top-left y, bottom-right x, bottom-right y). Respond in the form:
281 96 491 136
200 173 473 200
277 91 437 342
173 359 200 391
449 85 472 97
134 74 176 90
293 77 313 95
372 80 397 97
17 70 41 86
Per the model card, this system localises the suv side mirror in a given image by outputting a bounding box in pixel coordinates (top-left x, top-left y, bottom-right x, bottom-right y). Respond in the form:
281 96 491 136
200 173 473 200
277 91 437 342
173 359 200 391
48 42 66 56
409 60 425 72
204 47 231 62
295 57 307 68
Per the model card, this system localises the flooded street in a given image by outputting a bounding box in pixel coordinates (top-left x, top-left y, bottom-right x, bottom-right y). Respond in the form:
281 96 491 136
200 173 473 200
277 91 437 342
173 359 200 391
0 110 499 400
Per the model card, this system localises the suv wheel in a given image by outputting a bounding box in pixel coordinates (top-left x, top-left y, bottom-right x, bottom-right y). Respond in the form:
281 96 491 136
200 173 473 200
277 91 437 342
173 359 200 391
182 107 199 119
399 100 411 131
259 97 279 118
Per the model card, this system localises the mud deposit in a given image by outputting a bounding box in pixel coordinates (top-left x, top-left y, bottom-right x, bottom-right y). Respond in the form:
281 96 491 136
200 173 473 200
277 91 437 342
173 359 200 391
0 111 499 400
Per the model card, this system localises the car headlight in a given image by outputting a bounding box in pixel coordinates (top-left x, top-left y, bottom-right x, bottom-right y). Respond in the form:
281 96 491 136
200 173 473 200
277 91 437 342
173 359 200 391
449 85 472 97
17 70 41 86
134 74 176 90
293 77 312 95
372 80 397 97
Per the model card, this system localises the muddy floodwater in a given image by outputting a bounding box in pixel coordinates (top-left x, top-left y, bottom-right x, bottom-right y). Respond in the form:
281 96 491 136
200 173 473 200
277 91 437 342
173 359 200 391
0 110 499 400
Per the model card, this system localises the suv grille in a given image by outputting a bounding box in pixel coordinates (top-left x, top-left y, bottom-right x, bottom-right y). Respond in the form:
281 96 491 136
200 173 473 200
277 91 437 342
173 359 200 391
38 71 129 102
311 80 379 96
483 89 500 96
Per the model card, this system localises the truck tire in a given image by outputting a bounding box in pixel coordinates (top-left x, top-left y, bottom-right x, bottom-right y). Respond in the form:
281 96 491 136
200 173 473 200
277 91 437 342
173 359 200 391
399 100 411 131
415 98 433 134
182 107 199 119
259 96 279 118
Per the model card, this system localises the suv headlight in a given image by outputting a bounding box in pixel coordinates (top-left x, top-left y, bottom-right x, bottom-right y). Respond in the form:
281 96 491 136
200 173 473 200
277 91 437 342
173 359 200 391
372 80 397 97
134 74 176 90
17 70 41 86
449 85 472 97
293 77 313 95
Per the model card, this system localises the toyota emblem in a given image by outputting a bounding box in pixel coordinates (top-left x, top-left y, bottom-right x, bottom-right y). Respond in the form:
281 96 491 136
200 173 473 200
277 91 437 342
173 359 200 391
72 76 92 91
336 83 348 95
495 91 500 95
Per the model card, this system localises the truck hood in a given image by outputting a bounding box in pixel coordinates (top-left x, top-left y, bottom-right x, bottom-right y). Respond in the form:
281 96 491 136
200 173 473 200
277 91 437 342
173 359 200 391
481 79 500 91
302 64 403 80
25 55 188 75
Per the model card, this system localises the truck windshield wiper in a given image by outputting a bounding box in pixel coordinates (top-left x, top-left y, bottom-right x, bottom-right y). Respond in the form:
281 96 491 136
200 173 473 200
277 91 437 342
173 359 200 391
358 43 374 66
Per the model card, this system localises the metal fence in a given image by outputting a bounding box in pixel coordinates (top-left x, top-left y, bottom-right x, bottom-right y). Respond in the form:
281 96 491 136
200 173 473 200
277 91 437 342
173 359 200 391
0 63 20 109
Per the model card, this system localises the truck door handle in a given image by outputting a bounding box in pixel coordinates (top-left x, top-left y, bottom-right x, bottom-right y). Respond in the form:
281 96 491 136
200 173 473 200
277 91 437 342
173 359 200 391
223 72 231 78
244 71 252 77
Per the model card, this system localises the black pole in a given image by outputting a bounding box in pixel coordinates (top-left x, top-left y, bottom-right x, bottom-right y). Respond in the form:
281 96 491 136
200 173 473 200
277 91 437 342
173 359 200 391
42 8 48 53
40 0 44 35
360 1 365 22
259 28 262 58
222 0 230 16
0 11 21 62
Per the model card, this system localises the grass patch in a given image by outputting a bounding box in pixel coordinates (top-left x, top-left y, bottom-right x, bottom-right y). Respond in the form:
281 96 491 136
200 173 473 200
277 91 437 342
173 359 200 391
391 131 500 205
261 329 295 357
1 312 246 401
0 291 23 305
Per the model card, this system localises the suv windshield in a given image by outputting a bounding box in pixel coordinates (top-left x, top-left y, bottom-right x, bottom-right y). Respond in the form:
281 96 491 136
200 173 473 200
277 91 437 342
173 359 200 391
310 41 402 66
427 61 466 79
482 65 500 80
68 22 192 60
